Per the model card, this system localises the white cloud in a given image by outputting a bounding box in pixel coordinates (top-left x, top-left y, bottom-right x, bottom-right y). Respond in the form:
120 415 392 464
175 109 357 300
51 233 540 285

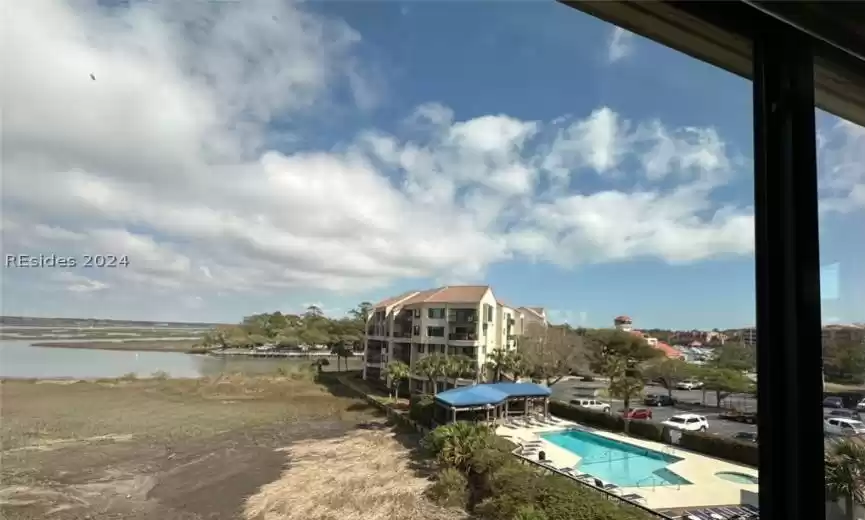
818 118 865 213
1 1 859 321
51 271 110 293
607 27 635 63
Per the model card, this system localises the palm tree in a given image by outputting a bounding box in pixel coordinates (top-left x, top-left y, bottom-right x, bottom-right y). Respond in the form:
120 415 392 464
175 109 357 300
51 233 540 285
826 439 865 520
447 355 478 388
415 354 448 395
385 361 410 402
485 348 512 382
423 422 495 472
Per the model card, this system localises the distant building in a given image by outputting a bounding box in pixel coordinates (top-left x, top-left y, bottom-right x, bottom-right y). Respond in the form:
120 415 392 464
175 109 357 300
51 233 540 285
614 316 683 359
735 327 758 349
670 329 728 346
613 315 633 332
822 324 865 348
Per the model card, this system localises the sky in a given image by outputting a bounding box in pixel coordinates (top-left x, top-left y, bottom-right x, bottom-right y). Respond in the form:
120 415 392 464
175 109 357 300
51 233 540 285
1 0 863 330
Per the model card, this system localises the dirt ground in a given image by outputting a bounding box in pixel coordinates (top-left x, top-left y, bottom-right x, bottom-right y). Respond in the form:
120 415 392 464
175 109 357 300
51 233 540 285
0 375 461 520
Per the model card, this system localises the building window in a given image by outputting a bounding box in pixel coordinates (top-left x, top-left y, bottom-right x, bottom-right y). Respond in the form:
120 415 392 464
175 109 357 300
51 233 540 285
428 308 445 319
427 326 445 337
417 343 425 354
413 309 420 318
412 325 420 336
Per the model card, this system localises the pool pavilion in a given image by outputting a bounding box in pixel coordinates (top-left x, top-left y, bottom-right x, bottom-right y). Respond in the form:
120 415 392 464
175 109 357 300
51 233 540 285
433 382 552 425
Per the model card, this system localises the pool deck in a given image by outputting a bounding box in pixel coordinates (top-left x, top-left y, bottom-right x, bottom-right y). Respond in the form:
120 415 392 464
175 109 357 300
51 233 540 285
497 418 759 511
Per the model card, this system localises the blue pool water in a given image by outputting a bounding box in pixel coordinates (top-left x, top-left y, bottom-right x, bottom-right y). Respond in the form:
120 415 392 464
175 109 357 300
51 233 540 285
541 429 692 487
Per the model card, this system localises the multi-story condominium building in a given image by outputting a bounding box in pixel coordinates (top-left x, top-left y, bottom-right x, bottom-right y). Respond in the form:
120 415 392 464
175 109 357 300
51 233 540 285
363 285 546 393
740 327 758 348
822 324 865 348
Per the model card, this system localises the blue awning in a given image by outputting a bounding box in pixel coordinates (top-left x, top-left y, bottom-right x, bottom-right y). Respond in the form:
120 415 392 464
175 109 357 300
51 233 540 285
434 382 552 408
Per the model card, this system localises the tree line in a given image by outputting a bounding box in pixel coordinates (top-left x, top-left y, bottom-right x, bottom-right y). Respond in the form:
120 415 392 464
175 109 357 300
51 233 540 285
385 325 759 416
824 340 865 385
199 302 374 352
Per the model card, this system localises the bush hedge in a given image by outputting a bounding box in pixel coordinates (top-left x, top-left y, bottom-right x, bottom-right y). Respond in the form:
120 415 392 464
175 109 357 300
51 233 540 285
550 400 757 467
549 401 626 432
625 419 666 443
409 394 435 427
678 431 759 467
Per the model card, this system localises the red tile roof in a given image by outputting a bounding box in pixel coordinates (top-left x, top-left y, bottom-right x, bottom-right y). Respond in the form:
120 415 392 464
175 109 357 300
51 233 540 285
615 315 633 322
656 342 684 358
399 285 491 305
372 290 419 310
520 307 546 320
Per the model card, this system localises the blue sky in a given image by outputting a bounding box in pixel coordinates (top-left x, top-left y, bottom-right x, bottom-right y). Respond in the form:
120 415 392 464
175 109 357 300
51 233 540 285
2 1 863 329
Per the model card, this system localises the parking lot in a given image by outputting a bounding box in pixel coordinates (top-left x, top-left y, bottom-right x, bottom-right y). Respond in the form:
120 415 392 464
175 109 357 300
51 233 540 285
552 379 861 442
551 380 760 439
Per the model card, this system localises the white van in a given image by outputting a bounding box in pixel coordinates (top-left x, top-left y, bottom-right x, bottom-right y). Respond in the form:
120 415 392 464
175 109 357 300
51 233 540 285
569 398 610 413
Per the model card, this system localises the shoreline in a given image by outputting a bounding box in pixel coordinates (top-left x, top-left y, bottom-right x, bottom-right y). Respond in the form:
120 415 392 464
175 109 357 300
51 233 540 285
29 340 203 353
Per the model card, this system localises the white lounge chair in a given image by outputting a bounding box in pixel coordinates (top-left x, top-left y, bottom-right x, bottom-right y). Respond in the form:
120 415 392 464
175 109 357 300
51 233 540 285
621 493 647 505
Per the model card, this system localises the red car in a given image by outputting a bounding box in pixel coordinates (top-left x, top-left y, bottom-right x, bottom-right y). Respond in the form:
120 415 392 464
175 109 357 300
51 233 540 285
622 407 653 420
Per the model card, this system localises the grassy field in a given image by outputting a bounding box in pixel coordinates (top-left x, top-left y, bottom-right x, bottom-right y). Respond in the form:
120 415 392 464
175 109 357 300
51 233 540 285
0 373 462 520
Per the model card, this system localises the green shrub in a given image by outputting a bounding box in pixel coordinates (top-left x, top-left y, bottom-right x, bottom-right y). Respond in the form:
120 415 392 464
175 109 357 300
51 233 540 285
476 468 652 520
426 467 470 508
514 505 549 520
678 431 758 467
626 419 666 442
409 394 435 427
423 422 496 471
549 401 625 431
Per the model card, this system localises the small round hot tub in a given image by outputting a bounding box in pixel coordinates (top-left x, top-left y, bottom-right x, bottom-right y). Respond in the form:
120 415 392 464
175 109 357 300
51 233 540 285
715 471 759 485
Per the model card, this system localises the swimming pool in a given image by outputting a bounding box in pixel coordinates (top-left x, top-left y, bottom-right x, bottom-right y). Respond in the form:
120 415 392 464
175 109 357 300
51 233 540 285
541 429 692 488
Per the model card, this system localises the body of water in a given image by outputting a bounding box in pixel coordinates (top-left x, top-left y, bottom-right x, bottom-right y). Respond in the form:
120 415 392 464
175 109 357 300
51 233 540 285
0 339 358 379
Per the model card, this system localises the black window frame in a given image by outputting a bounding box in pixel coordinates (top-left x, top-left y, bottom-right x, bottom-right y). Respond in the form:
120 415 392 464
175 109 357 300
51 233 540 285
427 326 445 338
555 2 865 519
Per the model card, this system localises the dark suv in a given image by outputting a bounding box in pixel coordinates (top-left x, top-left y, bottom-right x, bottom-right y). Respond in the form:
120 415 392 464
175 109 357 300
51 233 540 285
644 394 676 407
823 396 845 409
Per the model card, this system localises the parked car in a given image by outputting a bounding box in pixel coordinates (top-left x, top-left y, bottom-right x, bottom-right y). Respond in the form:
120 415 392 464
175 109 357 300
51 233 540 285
569 398 610 413
661 413 709 432
644 394 676 407
719 409 759 424
826 409 861 420
823 396 845 409
733 431 759 443
824 417 865 436
622 407 653 420
677 380 704 391
856 398 865 412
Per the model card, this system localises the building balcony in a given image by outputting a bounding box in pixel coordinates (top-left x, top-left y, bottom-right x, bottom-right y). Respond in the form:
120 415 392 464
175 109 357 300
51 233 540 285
448 334 479 347
448 312 478 324
393 331 412 339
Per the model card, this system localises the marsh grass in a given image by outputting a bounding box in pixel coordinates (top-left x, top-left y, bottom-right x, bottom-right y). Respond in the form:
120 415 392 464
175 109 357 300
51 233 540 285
243 428 467 520
0 372 372 454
